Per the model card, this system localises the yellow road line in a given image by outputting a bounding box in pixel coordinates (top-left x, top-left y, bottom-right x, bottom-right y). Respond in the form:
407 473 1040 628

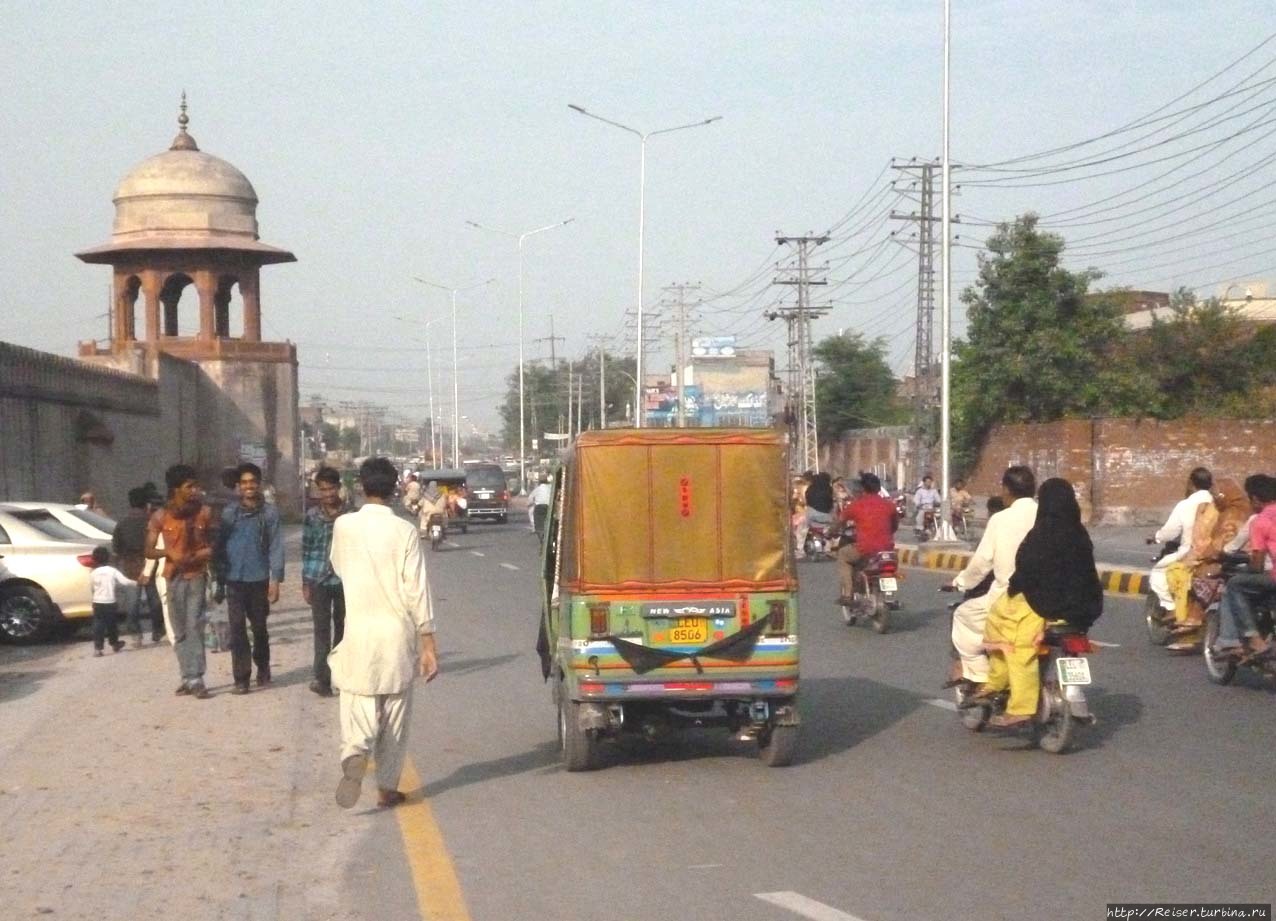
396 757 472 921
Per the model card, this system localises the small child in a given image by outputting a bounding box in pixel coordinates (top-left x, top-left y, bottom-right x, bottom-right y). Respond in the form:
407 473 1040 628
89 545 133 656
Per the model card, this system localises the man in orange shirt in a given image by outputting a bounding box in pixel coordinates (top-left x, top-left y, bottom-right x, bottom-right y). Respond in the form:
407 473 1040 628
145 464 215 699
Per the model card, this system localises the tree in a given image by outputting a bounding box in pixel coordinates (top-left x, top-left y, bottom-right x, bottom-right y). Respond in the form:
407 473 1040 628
1130 288 1276 417
497 352 637 449
813 332 906 439
951 214 1146 470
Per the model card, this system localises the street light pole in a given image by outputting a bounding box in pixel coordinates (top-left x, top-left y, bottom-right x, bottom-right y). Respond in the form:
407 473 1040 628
567 104 722 428
937 0 957 541
466 218 573 490
413 276 495 468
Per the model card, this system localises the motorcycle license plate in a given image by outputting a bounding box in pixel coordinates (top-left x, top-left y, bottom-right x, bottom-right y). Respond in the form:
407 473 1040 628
1056 657 1091 686
877 577 898 593
667 618 708 645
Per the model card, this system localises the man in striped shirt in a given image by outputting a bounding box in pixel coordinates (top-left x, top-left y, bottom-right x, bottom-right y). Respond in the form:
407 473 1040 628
302 465 347 697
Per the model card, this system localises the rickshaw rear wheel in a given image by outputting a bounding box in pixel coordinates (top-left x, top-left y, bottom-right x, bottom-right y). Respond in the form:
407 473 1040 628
559 697 600 771
757 722 798 767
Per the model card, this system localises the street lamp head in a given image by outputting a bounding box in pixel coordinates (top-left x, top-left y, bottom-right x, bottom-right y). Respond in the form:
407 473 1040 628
567 103 586 114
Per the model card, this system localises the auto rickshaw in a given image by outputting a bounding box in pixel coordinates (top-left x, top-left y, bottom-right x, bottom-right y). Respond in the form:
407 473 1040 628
414 468 469 535
536 428 799 770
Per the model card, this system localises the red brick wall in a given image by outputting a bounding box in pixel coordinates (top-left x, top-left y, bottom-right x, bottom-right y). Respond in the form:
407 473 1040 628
970 417 1276 524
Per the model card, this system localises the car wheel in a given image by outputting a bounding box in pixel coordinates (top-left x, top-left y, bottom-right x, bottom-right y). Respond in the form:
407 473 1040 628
0 584 59 644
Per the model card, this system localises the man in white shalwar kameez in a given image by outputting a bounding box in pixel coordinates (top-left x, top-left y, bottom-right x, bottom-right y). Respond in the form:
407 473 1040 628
329 457 439 809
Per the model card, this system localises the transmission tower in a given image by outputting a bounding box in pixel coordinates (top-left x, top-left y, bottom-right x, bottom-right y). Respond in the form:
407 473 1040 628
771 234 830 473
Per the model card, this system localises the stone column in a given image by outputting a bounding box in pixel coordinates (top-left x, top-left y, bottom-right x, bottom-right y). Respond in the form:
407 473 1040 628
142 272 161 341
113 274 131 342
242 271 262 342
196 270 217 340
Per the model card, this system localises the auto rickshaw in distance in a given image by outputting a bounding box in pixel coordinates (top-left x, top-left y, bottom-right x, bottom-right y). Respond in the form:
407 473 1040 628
536 428 799 770
414 468 469 536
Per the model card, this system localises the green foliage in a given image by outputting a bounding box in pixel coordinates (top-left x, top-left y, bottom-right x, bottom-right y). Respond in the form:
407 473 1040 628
498 353 637 449
813 332 907 439
951 214 1146 472
1129 289 1276 417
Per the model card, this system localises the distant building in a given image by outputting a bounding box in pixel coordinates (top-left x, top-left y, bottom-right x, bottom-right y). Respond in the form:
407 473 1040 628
646 339 781 427
1119 283 1276 330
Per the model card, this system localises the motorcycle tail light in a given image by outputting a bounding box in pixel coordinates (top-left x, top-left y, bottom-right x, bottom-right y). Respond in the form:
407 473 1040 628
588 603 609 637
1061 635 1092 655
77 553 95 568
766 600 788 635
499 490 509 500
879 562 897 574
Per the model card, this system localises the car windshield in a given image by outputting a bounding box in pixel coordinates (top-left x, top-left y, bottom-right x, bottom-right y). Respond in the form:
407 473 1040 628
9 510 86 542
469 468 505 488
67 508 117 534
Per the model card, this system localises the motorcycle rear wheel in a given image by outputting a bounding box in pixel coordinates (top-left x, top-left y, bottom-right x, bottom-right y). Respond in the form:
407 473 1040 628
1202 610 1237 685
1035 684 1073 754
870 592 889 633
840 604 857 626
955 685 988 731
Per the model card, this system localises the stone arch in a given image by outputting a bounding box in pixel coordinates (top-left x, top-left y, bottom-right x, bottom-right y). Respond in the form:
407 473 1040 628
160 272 197 337
215 274 245 338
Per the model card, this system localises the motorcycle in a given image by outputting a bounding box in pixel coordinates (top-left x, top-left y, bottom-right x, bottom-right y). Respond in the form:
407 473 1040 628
914 504 938 542
1143 538 1181 646
840 544 900 634
951 503 974 540
425 513 446 551
1202 553 1276 686
952 620 1097 754
803 522 835 561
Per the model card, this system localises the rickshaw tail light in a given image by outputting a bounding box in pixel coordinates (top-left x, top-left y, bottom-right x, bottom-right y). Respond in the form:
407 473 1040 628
766 600 788 635
588 603 610 637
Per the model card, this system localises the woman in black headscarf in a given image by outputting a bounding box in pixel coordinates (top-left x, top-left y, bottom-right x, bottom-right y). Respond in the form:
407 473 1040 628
981 478 1102 727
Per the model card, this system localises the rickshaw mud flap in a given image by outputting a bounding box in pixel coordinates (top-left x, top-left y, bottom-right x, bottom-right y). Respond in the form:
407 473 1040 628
576 702 610 732
604 610 777 675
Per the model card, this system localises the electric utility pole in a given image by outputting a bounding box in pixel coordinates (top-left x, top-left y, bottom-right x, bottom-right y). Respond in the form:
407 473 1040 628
586 333 610 429
771 234 830 473
661 282 702 427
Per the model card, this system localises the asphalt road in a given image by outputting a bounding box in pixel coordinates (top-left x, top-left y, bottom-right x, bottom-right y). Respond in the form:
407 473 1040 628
371 520 1276 921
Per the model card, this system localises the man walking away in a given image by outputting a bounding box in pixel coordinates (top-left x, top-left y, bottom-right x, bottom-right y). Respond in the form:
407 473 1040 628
145 465 214 698
329 457 439 809
303 466 347 697
217 462 284 695
114 486 164 646
946 466 1038 691
528 475 553 534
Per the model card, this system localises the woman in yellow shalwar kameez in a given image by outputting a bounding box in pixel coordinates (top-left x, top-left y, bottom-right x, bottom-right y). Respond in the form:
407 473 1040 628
980 478 1104 728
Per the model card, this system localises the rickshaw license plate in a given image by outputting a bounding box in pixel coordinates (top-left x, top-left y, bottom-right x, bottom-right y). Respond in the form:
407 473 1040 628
668 618 709 644
1056 657 1091 686
878 577 898 592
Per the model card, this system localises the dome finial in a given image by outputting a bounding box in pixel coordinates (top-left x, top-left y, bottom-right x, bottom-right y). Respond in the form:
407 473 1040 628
170 90 199 151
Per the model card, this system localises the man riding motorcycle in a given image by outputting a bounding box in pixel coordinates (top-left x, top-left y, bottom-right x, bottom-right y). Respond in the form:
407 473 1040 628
944 466 1037 692
1211 473 1276 660
835 472 898 606
913 474 941 536
1148 467 1214 621
417 480 448 535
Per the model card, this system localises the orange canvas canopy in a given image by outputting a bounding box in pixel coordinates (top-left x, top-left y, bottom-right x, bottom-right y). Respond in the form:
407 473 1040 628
559 428 795 593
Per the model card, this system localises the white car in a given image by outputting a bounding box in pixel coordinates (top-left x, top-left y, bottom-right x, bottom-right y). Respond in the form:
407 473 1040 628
0 509 98 643
0 502 117 542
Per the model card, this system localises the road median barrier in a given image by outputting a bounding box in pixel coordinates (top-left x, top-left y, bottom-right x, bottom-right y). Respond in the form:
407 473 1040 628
895 544 1148 597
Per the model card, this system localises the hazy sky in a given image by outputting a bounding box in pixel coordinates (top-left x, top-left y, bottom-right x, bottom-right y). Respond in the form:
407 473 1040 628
4 2 1273 430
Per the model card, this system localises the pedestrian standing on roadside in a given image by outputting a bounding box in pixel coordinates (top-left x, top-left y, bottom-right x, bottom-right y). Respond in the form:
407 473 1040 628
303 466 347 697
217 462 284 695
114 486 165 647
89 545 131 656
329 456 439 810
145 464 214 698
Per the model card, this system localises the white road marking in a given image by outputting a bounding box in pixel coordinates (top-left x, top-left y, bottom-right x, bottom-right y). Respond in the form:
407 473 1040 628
1090 640 1121 648
687 863 723 870
500 563 519 571
470 551 486 557
925 698 958 712
755 891 870 921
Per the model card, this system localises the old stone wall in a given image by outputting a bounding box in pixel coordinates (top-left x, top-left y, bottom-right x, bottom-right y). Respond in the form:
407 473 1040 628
968 418 1276 524
0 341 197 515
820 426 911 491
